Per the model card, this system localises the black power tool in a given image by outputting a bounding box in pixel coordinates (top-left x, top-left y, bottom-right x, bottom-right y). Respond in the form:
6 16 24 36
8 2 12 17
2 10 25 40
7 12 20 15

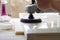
21 0 42 23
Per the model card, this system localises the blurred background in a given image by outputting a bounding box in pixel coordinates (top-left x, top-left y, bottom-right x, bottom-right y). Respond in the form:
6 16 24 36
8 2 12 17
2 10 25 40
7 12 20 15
0 0 31 18
0 0 58 18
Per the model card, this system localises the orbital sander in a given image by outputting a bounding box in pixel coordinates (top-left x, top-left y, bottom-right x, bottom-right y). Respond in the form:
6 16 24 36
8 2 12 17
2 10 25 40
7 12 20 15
21 0 42 23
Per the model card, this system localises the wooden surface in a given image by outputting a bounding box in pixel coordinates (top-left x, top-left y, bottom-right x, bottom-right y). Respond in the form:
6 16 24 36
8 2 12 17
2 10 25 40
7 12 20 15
16 32 24 35
27 33 60 40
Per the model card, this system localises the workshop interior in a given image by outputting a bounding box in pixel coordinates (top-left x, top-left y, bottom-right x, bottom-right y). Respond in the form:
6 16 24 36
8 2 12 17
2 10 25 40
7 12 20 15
0 0 60 40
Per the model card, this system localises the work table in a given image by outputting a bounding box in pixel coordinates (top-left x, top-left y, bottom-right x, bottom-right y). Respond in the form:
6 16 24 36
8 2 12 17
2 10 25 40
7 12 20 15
0 13 60 40
19 13 60 40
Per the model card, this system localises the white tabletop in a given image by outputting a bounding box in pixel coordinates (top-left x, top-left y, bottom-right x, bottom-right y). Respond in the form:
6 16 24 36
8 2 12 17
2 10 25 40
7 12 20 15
19 13 60 34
